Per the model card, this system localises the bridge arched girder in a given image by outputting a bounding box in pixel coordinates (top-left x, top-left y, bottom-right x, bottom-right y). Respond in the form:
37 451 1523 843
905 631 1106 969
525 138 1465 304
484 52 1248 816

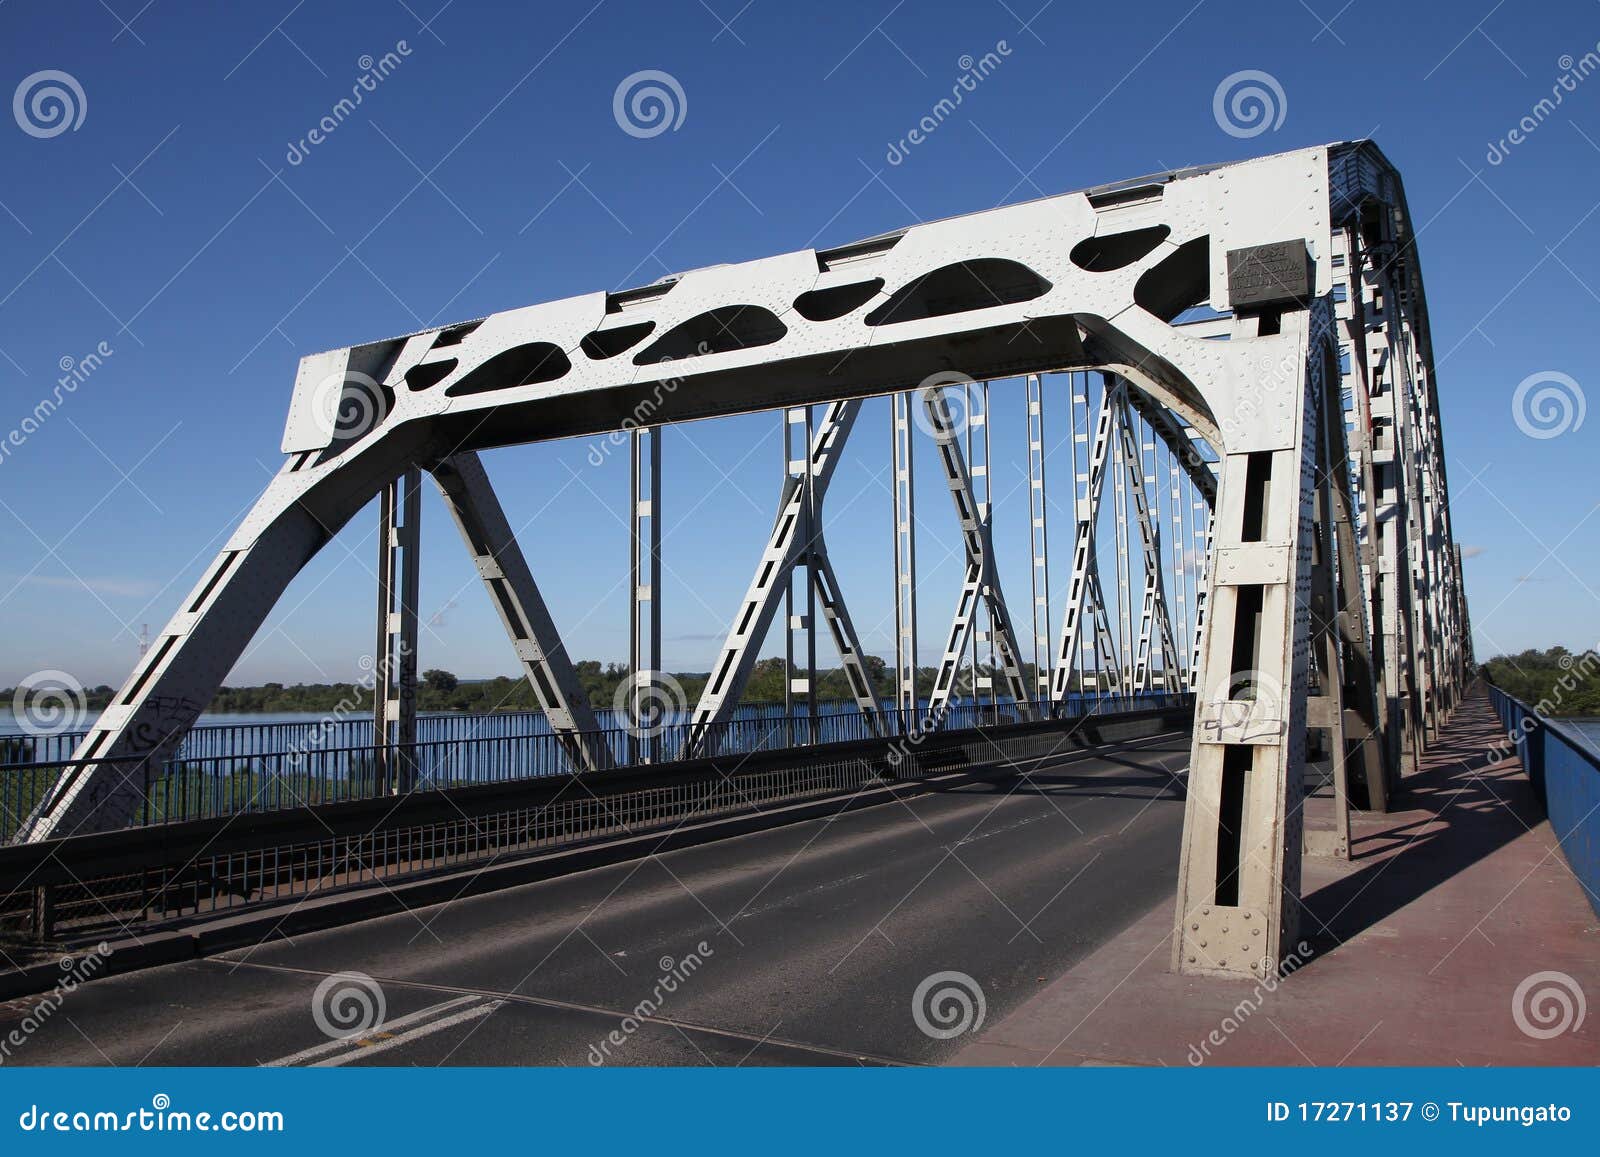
20 142 1470 992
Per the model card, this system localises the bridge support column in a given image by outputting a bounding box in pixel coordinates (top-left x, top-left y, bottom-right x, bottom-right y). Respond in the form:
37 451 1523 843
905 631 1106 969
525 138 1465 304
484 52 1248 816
891 392 920 723
1025 374 1052 712
373 466 421 794
1304 437 1351 858
783 407 820 743
1173 305 1330 980
629 426 663 764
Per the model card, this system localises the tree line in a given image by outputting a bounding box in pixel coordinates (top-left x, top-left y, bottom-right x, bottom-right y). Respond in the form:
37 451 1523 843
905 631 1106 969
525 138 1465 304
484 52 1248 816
2 654 1106 720
1480 647 1600 717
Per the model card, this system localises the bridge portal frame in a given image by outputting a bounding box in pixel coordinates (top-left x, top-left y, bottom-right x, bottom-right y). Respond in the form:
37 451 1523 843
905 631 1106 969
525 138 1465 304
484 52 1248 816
19 141 1471 983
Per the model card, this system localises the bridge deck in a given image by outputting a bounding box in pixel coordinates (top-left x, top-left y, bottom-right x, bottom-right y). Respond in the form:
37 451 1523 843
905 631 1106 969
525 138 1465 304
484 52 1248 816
0 730 1194 1066
3 695 1590 1066
956 688 1600 1066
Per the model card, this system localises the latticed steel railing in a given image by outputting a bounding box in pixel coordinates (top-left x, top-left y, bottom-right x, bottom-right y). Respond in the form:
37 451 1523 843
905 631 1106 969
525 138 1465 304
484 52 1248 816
0 695 1192 943
2 693 1163 841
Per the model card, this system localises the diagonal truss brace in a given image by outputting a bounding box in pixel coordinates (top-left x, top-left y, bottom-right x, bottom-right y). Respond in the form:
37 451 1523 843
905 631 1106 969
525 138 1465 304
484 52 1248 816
429 453 611 773
1113 393 1183 692
1083 570 1123 693
1049 375 1123 705
1122 384 1218 507
923 387 1035 722
684 400 883 755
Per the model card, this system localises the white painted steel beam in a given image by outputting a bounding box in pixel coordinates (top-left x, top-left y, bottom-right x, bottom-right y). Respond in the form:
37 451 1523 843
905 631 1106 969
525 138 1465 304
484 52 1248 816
430 452 611 773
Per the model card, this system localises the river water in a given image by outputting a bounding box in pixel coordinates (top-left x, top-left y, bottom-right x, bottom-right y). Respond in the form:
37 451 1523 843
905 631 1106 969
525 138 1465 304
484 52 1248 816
7 710 1599 759
1555 718 1600 759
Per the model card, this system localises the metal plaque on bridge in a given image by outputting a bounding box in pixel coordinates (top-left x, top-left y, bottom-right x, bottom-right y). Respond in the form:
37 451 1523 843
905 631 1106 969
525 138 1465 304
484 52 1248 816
1226 240 1312 309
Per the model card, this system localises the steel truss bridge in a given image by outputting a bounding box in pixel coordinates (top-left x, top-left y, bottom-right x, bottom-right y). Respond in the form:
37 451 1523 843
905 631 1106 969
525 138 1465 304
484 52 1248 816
16 140 1472 982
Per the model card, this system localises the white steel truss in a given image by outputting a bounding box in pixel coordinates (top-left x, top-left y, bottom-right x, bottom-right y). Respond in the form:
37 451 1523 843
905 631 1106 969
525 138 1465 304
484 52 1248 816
683 400 884 756
430 452 611 773
1026 373 1052 709
890 392 919 718
922 385 1035 722
1114 393 1182 693
17 142 1473 989
629 426 663 764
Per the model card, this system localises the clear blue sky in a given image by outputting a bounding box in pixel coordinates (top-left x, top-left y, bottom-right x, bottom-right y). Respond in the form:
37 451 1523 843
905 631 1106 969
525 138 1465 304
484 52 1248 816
0 0 1595 690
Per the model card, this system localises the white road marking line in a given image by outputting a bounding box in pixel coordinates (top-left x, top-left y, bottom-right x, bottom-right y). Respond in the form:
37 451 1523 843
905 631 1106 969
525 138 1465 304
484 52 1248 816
312 999 505 1067
264 994 484 1067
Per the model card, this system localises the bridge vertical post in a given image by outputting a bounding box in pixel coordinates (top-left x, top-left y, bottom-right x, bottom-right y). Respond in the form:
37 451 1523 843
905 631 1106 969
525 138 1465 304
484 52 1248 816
1317 347 1389 811
1304 435 1351 858
891 392 920 729
374 465 421 795
783 407 819 744
630 426 663 764
1050 373 1118 710
1173 302 1330 980
1115 393 1181 693
966 381 997 722
921 385 1035 724
1333 224 1396 803
1026 374 1052 714
1189 509 1214 692
1111 388 1133 690
1168 438 1189 689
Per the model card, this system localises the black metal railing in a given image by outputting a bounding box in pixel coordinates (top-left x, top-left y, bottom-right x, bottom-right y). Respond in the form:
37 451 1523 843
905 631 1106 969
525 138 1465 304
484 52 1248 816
2 692 1182 843
0 695 1194 942
1485 684 1600 920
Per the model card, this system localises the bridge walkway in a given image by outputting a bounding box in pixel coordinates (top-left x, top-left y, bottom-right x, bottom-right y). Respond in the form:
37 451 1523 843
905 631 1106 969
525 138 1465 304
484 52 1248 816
955 687 1600 1066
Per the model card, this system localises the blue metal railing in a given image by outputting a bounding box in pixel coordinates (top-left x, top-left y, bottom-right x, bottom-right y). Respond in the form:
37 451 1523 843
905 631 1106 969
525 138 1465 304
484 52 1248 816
1485 683 1600 920
2 691 1185 841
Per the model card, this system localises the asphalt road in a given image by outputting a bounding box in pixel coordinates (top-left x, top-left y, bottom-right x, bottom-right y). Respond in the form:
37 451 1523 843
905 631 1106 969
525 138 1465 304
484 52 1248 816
1 731 1190 1067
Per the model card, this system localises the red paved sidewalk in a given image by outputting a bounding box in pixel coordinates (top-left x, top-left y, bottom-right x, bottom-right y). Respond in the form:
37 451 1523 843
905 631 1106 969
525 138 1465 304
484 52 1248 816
954 688 1600 1066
